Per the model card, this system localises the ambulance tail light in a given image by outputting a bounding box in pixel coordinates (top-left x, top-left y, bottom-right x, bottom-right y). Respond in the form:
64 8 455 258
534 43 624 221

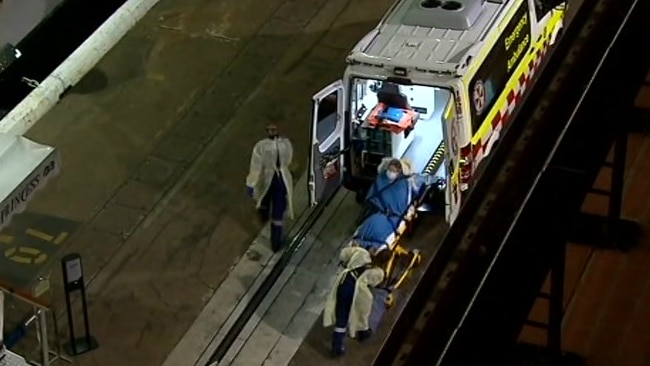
459 159 471 191
459 145 472 192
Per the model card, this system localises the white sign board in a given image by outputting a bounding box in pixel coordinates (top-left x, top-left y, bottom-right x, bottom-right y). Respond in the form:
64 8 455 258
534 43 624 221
0 133 59 231
64 257 82 284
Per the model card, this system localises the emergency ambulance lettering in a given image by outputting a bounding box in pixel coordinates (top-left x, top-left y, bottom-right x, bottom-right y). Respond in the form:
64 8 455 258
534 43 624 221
504 9 531 73
507 34 530 71
505 13 528 51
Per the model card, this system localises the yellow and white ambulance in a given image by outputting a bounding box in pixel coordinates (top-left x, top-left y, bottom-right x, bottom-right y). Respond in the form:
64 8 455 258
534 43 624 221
309 0 566 223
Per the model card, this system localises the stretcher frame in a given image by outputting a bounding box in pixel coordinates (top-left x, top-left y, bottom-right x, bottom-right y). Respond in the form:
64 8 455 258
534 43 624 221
355 187 430 308
377 197 424 308
356 152 446 308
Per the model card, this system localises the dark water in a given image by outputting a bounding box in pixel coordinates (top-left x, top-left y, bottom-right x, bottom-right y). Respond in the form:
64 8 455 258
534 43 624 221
0 0 64 46
0 0 127 113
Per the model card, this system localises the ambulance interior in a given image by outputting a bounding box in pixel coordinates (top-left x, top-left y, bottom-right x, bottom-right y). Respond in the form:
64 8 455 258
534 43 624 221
350 78 451 179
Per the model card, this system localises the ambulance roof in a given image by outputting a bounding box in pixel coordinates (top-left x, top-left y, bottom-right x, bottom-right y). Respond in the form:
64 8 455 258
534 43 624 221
348 0 514 74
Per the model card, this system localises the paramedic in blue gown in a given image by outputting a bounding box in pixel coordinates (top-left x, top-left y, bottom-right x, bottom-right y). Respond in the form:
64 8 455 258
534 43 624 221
246 123 294 252
323 246 389 356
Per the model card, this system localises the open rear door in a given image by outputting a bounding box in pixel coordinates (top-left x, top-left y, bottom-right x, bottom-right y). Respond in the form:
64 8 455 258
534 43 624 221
444 89 464 225
308 80 345 206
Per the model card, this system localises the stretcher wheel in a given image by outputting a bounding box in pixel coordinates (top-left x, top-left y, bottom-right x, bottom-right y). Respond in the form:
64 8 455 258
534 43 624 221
384 293 395 308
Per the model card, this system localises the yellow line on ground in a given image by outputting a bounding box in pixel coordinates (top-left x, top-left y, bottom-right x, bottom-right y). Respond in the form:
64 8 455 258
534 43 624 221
26 228 54 242
53 232 69 245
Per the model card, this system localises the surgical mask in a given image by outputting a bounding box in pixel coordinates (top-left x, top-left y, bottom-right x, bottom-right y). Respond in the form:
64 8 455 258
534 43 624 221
386 171 399 181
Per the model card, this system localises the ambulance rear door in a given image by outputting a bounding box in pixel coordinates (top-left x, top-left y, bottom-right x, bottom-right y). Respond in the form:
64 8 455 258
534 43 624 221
444 86 466 225
309 80 345 206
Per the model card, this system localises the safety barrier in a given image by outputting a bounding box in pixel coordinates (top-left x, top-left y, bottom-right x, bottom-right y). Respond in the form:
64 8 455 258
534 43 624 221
0 286 70 366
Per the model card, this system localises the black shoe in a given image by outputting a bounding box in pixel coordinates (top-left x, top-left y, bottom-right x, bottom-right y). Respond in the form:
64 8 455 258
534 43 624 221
271 240 283 253
331 332 346 357
331 347 345 357
271 224 284 252
357 329 373 343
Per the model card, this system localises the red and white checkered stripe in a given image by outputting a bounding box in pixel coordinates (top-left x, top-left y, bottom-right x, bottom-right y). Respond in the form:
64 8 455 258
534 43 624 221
472 40 551 163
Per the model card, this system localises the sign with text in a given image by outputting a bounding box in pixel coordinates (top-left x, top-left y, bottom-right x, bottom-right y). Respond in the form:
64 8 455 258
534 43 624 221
0 135 60 231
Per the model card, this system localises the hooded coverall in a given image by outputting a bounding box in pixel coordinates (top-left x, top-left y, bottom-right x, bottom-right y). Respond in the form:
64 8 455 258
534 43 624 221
323 247 385 356
246 136 294 252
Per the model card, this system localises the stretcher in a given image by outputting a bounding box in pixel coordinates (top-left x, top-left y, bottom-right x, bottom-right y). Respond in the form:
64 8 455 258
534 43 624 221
352 182 431 308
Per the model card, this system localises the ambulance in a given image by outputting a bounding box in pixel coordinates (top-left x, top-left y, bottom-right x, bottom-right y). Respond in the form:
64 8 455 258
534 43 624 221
308 0 566 224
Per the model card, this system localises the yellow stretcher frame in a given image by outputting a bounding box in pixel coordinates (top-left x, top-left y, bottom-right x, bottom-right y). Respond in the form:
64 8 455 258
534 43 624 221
380 203 422 308
357 149 446 308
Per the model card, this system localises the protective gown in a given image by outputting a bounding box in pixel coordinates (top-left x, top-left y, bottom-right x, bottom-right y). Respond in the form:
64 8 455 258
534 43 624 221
323 247 385 337
246 137 294 220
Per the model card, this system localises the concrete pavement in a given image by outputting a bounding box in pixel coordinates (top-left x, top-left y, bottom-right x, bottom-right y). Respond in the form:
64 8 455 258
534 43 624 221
0 0 395 364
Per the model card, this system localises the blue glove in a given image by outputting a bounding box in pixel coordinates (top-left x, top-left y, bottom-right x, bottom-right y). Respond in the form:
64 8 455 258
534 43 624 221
246 186 254 198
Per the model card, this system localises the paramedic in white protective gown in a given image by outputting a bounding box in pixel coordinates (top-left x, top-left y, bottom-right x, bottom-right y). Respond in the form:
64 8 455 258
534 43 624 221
323 246 385 356
246 123 294 252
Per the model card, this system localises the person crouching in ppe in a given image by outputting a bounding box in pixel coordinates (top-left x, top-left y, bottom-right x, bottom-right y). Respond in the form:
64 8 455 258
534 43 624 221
246 122 294 252
323 246 387 356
